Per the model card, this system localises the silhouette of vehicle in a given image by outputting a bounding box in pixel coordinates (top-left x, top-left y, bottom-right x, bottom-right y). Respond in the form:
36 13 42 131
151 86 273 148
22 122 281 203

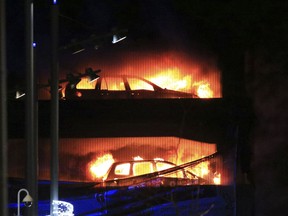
63 75 195 100
97 159 207 188
93 154 218 213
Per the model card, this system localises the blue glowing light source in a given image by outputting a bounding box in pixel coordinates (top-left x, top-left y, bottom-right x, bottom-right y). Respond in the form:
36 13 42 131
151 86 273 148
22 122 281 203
32 42 37 48
52 200 74 216
53 0 57 5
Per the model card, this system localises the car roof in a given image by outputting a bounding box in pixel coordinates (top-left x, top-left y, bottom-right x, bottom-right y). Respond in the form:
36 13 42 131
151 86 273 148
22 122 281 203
111 159 176 166
98 74 164 89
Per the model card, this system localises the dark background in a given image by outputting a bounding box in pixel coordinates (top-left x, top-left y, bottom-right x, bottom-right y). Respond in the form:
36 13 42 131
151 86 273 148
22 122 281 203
6 1 288 215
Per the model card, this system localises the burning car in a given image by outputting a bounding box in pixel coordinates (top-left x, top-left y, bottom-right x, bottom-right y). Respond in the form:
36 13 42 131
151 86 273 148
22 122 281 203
63 74 196 100
94 153 218 188
98 159 201 188
92 153 222 214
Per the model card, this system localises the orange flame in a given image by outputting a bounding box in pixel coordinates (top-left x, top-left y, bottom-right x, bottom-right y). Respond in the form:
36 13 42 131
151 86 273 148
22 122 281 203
193 81 214 98
148 68 191 92
38 51 222 99
213 173 221 185
74 67 217 98
88 153 115 180
88 152 221 185
189 160 221 184
191 161 209 177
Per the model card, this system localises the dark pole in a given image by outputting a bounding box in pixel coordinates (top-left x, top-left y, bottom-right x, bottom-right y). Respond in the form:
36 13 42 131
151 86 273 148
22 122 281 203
25 0 38 215
0 0 8 215
50 1 59 215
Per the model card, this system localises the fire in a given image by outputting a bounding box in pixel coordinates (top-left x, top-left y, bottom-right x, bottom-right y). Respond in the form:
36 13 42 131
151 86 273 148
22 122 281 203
88 153 115 180
189 160 221 184
133 156 164 161
74 68 216 98
154 158 164 161
149 69 215 98
213 173 221 185
191 161 209 178
76 77 95 89
88 152 221 185
38 50 222 99
148 68 191 92
193 81 214 98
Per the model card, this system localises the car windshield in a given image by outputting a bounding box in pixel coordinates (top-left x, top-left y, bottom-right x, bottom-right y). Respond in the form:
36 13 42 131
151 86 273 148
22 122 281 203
114 163 131 176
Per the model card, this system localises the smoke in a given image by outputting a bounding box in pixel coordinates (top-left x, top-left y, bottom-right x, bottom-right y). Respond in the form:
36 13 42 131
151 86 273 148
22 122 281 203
59 152 96 181
110 144 176 162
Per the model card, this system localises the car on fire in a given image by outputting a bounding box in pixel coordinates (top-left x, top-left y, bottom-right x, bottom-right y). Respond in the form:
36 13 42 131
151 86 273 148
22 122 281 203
96 157 213 188
63 74 195 100
93 153 219 214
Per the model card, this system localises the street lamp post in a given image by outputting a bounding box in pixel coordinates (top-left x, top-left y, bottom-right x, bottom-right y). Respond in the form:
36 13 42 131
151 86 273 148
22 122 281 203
25 0 38 215
17 188 33 216
50 0 59 215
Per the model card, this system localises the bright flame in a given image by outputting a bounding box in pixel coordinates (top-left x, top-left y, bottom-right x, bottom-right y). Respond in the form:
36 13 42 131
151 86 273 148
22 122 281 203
154 157 164 161
38 51 222 100
213 173 221 185
72 67 216 98
191 161 210 177
87 150 221 184
193 81 214 98
76 77 95 89
149 68 191 91
189 160 222 184
88 153 114 180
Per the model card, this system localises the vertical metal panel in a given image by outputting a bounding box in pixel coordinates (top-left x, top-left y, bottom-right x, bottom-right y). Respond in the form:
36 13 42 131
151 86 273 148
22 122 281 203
25 0 38 215
0 0 8 215
50 1 59 215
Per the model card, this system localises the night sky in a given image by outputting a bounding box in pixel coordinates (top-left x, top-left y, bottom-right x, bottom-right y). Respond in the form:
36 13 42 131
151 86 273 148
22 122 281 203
6 0 237 88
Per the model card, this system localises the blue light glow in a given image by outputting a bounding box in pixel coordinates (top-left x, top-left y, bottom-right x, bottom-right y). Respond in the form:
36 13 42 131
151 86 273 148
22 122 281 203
32 42 36 48
53 0 57 5
52 200 74 216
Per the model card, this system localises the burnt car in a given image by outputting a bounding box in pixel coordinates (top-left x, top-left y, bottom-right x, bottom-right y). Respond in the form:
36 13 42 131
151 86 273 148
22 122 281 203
97 159 207 188
63 74 195 100
93 154 220 214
